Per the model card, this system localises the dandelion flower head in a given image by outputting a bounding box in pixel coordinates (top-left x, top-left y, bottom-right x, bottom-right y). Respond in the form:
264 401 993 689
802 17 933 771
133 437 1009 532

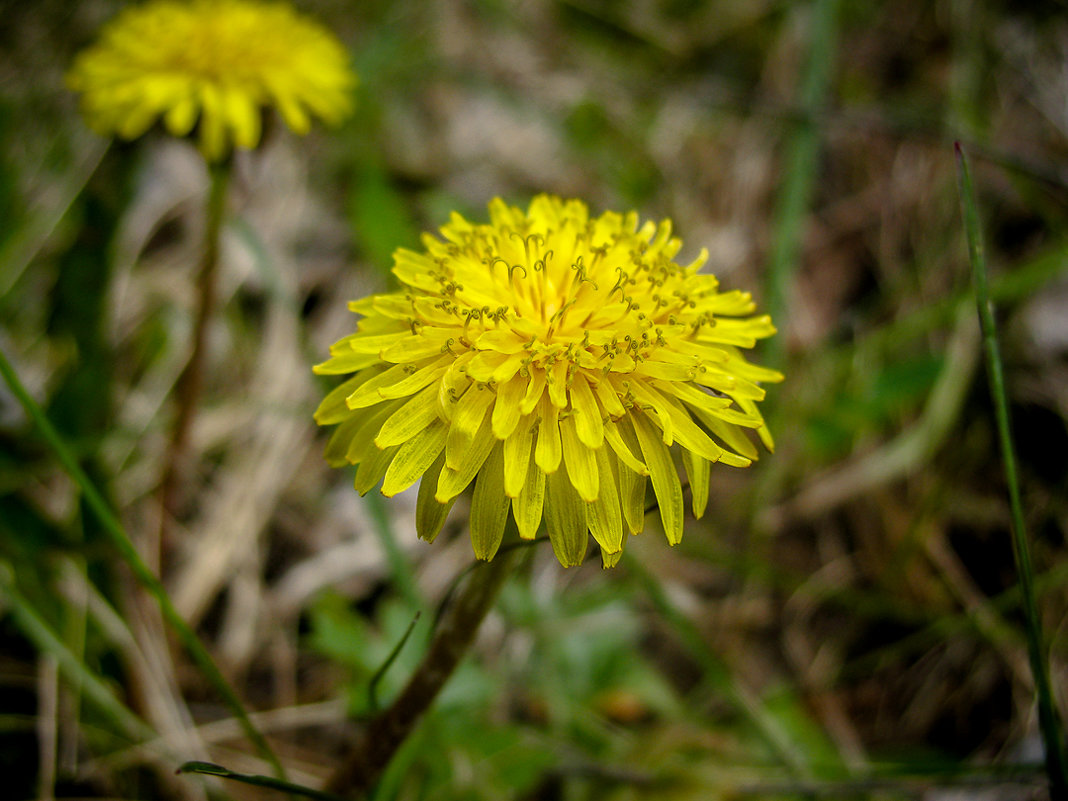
315 196 783 568
68 0 356 161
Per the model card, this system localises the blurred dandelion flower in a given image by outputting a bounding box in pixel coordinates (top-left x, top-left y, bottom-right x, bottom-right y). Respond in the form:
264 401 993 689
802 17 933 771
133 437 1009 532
68 0 355 161
315 196 782 567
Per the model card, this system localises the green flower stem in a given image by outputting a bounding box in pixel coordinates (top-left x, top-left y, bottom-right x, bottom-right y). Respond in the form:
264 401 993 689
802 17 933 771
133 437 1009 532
160 157 231 520
0 346 286 780
956 143 1068 801
324 548 519 797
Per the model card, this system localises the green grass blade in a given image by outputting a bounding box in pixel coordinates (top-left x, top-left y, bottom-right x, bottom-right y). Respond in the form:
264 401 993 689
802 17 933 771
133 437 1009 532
764 0 841 368
179 762 353 801
0 563 155 744
0 347 286 780
955 143 1068 801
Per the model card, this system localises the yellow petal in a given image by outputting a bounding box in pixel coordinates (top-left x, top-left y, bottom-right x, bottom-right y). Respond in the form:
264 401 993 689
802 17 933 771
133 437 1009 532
491 374 526 439
569 373 603 448
381 418 447 497
502 416 534 498
544 466 588 567
520 368 546 415
436 409 497 503
344 401 401 465
355 443 398 494
560 413 598 502
445 384 495 470
512 456 545 540
534 398 562 474
312 349 383 375
681 449 709 518
631 412 683 545
592 378 626 419
618 456 647 536
223 84 261 150
375 383 442 448
547 358 569 408
323 415 362 467
314 372 369 425
416 452 454 542
346 357 447 408
601 545 624 569
587 447 623 554
470 443 509 561
603 420 648 476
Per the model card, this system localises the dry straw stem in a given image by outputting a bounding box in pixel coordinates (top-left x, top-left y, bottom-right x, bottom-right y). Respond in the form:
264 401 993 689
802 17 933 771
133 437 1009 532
955 143 1068 801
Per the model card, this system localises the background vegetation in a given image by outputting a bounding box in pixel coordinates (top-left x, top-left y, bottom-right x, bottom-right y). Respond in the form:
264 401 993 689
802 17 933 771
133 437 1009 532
2 0 1067 799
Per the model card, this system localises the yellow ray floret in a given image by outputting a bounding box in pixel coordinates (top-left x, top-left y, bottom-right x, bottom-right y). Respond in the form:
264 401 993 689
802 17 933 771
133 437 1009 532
315 195 783 568
68 0 356 161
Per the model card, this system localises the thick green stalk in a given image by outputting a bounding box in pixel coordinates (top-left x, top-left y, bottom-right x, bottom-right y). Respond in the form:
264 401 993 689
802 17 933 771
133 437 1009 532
955 143 1068 801
0 347 286 780
325 549 518 797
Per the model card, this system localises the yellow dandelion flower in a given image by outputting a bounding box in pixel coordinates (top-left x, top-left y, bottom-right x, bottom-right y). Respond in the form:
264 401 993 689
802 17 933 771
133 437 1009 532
315 196 783 568
67 0 356 161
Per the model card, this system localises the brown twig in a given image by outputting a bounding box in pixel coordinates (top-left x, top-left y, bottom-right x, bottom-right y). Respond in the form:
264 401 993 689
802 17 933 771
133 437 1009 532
324 549 518 797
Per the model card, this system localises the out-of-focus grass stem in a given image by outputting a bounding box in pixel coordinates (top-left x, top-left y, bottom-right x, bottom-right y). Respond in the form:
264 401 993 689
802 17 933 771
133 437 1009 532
955 143 1068 801
160 157 232 524
0 347 286 781
0 563 155 745
764 0 840 368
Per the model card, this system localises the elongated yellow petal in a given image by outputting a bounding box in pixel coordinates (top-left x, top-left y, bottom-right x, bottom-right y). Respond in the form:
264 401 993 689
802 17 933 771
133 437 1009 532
631 412 683 545
603 420 648 476
534 398 562 474
520 368 547 415
512 454 545 540
569 374 604 448
681 448 709 518
355 443 399 495
346 358 446 408
436 409 497 502
445 384 495 470
503 416 534 498
313 349 383 375
595 375 626 417
547 358 569 408
416 453 454 542
587 447 623 554
375 383 442 448
618 457 647 536
690 406 759 461
381 418 447 497
470 444 509 561
314 372 370 425
560 413 598 502
544 466 588 567
344 401 401 465
492 374 527 439
324 415 362 467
